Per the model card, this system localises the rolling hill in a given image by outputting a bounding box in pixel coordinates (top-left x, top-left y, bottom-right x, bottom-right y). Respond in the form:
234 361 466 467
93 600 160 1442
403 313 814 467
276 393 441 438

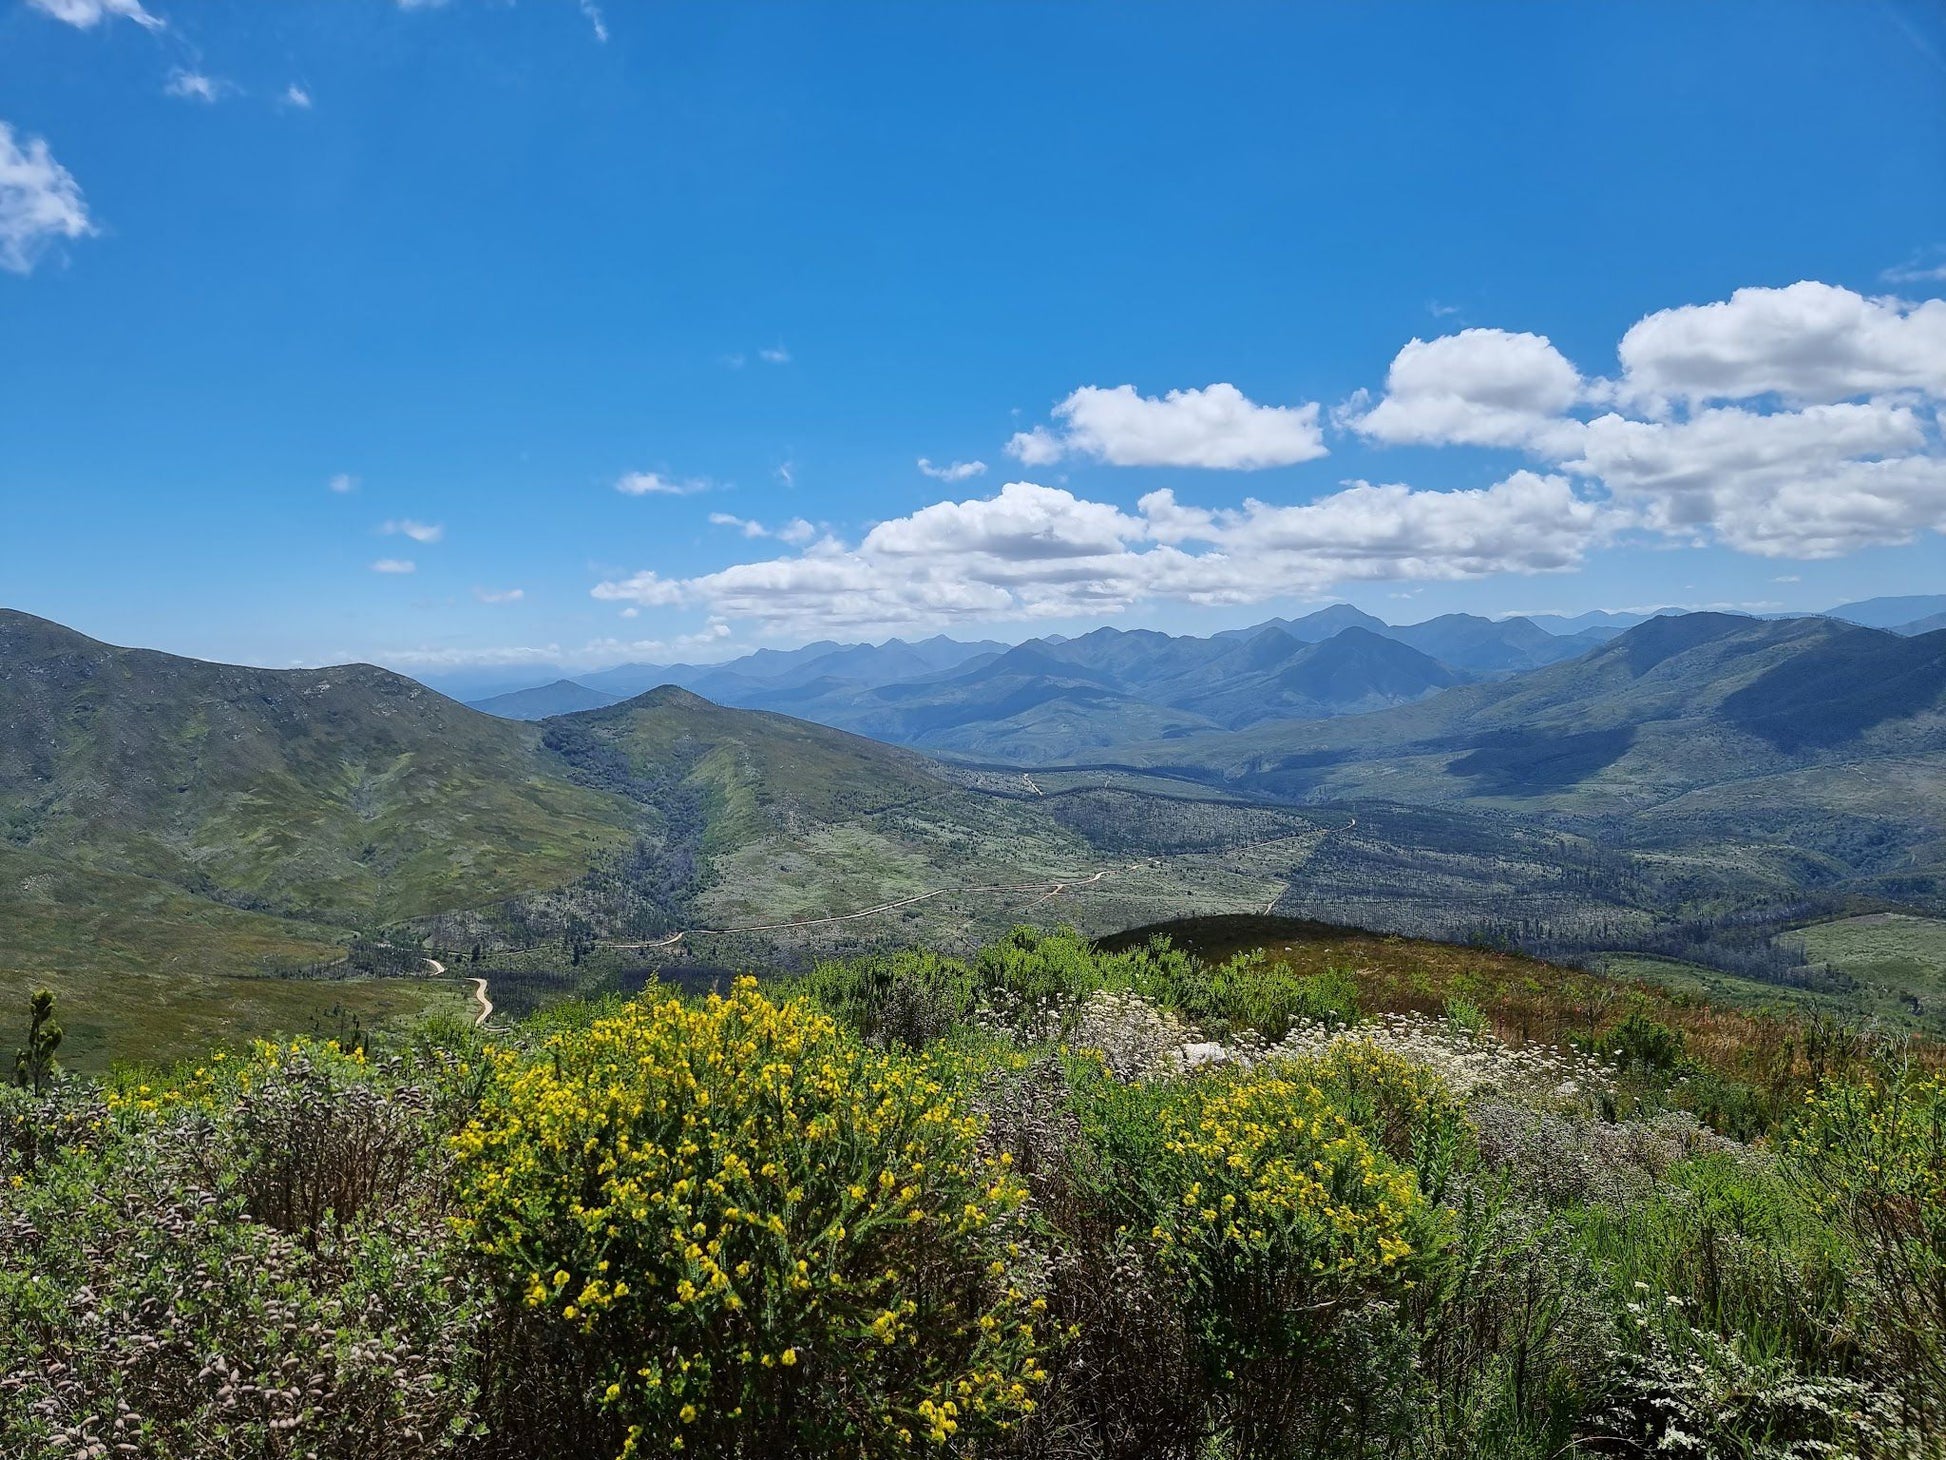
0 609 639 936
0 612 1311 986
12 606 1946 1061
1095 613 1946 908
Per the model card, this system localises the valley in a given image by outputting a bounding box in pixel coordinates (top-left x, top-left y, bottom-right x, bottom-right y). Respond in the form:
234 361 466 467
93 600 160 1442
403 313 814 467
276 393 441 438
6 604 1946 1065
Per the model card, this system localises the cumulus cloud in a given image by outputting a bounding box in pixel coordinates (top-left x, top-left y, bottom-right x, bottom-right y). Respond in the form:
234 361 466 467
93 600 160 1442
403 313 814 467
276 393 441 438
474 586 525 604
164 70 229 104
1617 281 1946 405
590 476 1608 635
590 570 685 608
759 345 791 364
616 470 713 496
26 0 162 29
1008 382 1327 469
1571 401 1946 557
380 519 444 543
918 457 987 482
584 277 1946 636
328 472 359 493
1346 328 1587 454
283 84 314 110
863 481 1147 561
0 122 95 275
370 558 416 574
1338 281 1946 560
579 0 608 42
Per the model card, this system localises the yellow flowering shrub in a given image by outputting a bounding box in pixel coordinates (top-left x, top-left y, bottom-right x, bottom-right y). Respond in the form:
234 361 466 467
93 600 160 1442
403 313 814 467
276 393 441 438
1297 1036 1469 1165
1151 1069 1442 1289
451 978 1047 1456
1133 1065 1449 1451
1786 1072 1946 1415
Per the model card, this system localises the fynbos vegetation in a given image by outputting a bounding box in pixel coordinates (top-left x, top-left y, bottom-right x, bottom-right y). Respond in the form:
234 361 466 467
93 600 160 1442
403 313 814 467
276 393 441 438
2 928 1941 1458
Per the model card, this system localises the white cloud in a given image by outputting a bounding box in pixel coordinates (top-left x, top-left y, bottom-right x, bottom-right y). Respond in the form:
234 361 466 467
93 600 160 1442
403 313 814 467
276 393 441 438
590 475 1608 635
474 586 525 604
1883 249 1946 286
590 570 685 608
918 457 987 482
380 518 444 543
863 481 1146 562
283 84 314 110
1617 281 1946 405
0 122 95 275
759 346 791 364
26 0 162 29
709 512 770 540
1571 401 1946 558
1346 328 1586 454
579 0 608 42
328 472 359 494
370 558 416 575
615 470 713 496
1335 282 1946 562
711 513 822 543
581 620 733 663
164 70 229 104
1008 382 1327 469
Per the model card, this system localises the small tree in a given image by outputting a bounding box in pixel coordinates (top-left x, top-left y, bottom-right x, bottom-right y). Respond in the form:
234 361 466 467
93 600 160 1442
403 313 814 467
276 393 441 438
13 988 62 1096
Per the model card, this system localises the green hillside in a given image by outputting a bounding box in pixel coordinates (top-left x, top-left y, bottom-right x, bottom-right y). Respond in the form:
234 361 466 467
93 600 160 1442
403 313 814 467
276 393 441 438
0 610 639 930
1094 615 1946 908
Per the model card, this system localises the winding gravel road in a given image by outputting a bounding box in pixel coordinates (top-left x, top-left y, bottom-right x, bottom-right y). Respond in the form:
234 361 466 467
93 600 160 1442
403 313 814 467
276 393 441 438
424 957 493 1028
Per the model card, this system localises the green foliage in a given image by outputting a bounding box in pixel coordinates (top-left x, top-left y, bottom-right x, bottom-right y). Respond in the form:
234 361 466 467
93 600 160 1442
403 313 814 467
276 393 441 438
2 926 1941 1459
1786 1066 1946 1423
798 947 977 1049
451 980 1047 1458
12 988 61 1096
810 926 1365 1050
1606 1010 1687 1074
1571 1151 1856 1368
0 1041 485 1460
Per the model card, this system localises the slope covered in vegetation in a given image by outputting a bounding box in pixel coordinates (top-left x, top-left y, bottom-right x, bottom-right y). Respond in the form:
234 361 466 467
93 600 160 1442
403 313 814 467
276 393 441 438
4 924 1941 1458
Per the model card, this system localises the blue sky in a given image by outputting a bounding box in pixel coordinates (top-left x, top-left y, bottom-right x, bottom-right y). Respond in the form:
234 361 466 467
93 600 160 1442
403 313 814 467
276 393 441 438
3 0 1944 685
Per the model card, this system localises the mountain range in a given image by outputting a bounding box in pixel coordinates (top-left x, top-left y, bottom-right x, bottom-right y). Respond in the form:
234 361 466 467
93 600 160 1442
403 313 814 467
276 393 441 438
462 598 1946 762
5 604 1945 998
465 608 1626 758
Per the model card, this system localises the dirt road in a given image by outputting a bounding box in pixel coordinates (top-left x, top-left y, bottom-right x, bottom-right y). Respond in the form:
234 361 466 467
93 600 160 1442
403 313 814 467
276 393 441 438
425 957 493 1028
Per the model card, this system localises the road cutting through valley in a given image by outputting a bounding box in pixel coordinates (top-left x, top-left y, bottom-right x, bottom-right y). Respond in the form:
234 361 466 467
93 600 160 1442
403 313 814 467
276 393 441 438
424 957 494 1028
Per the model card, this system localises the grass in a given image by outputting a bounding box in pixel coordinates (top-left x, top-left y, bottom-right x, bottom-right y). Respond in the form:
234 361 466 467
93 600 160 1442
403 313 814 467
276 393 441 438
0 964 472 1073
1799 911 1946 1027
1596 915 1946 1041
0 845 350 977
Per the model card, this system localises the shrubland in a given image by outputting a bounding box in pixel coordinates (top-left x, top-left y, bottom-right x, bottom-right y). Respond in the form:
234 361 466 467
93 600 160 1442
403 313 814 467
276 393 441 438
2 924 1942 1458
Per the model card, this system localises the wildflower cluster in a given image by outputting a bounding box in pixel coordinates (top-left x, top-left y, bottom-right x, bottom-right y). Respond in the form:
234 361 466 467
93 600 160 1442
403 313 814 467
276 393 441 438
451 978 1047 1457
1149 1067 1444 1293
1274 1011 1617 1110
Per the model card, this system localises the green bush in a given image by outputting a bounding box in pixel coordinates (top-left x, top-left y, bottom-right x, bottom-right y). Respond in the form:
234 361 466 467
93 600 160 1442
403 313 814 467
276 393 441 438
1068 1053 1448 1458
1786 1066 1946 1424
451 978 1049 1458
799 947 976 1049
0 1043 483 1460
